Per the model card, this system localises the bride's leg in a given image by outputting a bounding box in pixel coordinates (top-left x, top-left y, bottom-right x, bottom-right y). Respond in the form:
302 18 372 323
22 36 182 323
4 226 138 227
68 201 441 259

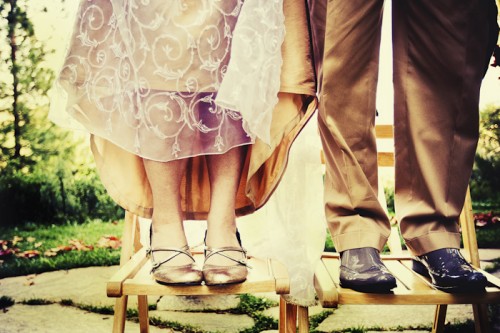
143 158 191 266
204 146 248 270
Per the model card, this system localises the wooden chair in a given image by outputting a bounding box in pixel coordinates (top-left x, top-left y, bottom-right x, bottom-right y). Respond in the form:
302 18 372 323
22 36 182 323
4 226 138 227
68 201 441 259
310 124 500 333
106 212 293 333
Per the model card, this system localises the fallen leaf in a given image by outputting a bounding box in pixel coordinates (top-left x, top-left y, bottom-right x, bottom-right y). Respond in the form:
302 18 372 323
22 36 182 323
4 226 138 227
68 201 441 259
69 239 93 251
44 249 59 257
0 248 15 259
27 236 36 243
96 235 122 249
17 250 40 259
12 236 23 246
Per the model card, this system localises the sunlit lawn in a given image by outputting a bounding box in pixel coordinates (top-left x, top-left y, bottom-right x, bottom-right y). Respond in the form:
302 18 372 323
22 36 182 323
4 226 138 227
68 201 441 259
0 220 123 278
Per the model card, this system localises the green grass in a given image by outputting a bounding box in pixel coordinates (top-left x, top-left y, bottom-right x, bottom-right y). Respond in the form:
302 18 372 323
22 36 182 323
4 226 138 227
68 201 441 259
0 219 123 278
310 310 334 333
0 219 124 249
0 296 15 309
476 224 500 248
20 298 55 305
485 257 500 272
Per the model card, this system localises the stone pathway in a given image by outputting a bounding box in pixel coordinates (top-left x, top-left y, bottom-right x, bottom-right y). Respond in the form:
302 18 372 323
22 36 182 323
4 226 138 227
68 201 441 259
0 249 498 333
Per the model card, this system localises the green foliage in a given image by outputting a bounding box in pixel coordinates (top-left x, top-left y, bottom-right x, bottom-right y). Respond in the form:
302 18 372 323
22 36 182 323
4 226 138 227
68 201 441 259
384 186 395 215
0 296 15 309
471 105 500 206
475 224 500 248
442 320 476 333
60 299 74 306
310 310 334 333
0 0 56 171
146 316 204 333
239 312 277 333
324 230 335 252
484 257 500 272
20 298 54 306
0 0 122 226
0 167 124 226
76 303 115 316
234 294 277 314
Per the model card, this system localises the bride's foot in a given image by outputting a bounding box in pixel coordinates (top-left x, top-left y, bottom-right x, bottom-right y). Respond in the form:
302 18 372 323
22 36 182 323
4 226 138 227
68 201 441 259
149 223 202 285
203 228 248 286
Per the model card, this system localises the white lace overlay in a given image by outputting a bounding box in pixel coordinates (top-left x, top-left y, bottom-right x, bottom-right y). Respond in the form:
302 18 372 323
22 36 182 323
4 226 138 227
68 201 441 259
238 115 326 306
51 0 278 161
215 0 285 145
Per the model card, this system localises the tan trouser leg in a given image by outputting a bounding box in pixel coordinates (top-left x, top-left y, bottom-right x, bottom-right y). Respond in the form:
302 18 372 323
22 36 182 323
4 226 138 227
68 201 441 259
392 0 498 255
319 0 390 252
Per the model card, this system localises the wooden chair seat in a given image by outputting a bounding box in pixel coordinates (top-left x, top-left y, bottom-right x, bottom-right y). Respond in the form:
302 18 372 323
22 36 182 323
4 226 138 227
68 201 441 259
106 213 293 333
107 249 290 298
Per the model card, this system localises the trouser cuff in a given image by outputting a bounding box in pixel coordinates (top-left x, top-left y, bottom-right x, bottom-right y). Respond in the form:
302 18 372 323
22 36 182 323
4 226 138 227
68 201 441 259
332 231 389 253
404 231 461 256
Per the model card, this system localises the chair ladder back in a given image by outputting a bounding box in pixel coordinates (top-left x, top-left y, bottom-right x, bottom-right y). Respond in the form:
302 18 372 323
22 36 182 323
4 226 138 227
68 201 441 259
120 212 141 265
459 188 481 267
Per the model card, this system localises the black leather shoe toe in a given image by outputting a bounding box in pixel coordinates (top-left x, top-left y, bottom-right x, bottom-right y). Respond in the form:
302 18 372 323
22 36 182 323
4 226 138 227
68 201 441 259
339 247 397 293
412 248 487 293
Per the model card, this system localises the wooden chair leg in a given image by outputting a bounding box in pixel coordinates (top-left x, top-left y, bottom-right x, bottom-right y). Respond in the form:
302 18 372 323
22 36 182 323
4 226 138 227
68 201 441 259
473 303 491 333
279 297 298 333
432 304 447 333
138 295 149 333
279 297 286 333
297 305 309 333
286 301 297 333
113 296 128 333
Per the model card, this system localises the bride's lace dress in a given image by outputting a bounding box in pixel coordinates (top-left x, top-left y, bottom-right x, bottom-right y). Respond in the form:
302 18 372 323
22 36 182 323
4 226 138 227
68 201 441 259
54 0 280 161
51 0 326 306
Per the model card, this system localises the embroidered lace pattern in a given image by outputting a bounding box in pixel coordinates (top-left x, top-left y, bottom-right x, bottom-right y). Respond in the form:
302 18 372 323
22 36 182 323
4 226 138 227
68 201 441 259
54 0 254 161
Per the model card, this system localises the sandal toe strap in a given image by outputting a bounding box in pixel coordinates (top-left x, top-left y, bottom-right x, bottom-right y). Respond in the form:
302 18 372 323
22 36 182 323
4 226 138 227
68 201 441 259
148 245 195 272
205 246 250 267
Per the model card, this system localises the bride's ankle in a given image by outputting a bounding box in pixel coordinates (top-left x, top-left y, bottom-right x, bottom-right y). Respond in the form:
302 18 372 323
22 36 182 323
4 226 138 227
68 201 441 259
151 223 188 249
205 225 240 248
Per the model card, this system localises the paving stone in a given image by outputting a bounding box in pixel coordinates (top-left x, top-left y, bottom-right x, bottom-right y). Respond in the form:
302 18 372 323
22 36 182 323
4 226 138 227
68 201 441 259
149 310 254 333
157 295 240 311
0 304 170 333
315 304 473 332
0 266 158 307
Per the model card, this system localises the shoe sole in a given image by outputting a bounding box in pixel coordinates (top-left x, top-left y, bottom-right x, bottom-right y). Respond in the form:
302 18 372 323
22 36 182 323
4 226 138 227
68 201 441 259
339 280 397 293
411 259 486 293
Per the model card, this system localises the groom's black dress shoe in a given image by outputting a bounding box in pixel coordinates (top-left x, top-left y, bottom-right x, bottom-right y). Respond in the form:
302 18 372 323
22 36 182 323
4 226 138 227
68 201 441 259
412 248 487 293
339 247 397 293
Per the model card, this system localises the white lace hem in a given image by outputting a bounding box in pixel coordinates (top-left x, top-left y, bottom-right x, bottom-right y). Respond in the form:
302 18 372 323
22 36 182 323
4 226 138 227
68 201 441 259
215 0 286 145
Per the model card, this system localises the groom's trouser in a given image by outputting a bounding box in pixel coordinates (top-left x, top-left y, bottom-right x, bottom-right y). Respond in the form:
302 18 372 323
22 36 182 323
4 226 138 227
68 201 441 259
318 0 498 255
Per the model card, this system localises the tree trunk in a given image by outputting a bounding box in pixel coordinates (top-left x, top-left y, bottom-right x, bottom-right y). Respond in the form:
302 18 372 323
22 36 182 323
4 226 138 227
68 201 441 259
7 0 21 160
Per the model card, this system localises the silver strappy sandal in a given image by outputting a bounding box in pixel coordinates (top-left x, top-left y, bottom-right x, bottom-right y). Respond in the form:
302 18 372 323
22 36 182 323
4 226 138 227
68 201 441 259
203 231 249 286
148 245 203 285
